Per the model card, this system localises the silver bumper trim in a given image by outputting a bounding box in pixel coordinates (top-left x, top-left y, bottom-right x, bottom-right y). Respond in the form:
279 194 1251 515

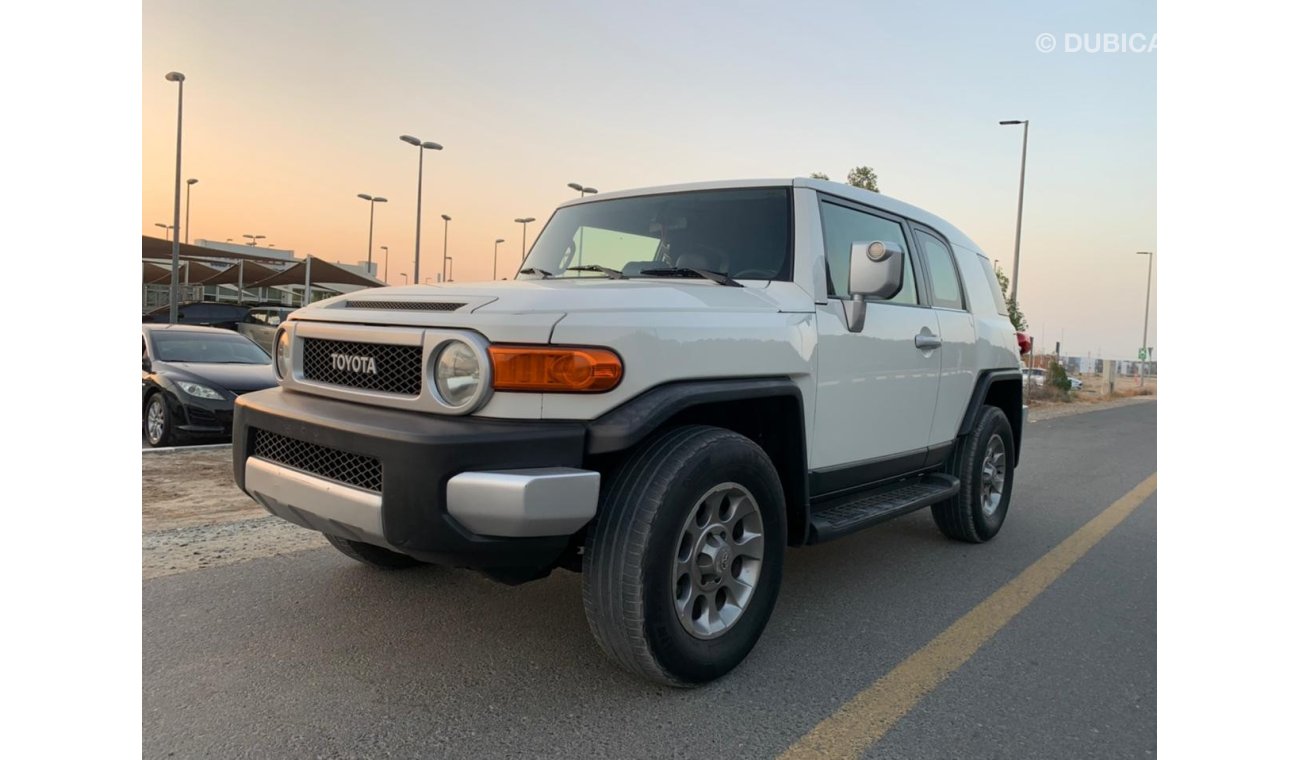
446 468 600 538
245 457 389 547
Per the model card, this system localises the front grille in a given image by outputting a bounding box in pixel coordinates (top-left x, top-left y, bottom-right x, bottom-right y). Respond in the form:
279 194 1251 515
252 429 383 493
302 338 422 395
344 300 465 311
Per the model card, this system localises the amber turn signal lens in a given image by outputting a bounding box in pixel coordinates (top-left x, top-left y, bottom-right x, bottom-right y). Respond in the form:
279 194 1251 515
489 346 623 392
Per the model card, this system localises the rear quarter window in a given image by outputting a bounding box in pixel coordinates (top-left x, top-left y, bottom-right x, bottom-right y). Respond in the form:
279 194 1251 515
977 256 1010 316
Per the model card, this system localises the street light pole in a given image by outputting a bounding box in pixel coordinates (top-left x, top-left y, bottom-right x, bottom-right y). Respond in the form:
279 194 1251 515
165 71 186 323
399 135 443 285
999 119 1029 303
1137 251 1154 386
357 193 388 275
185 178 198 244
154 223 173 240
441 214 452 283
447 256 454 282
493 238 505 280
400 272 408 285
380 245 389 283
515 217 536 263
242 234 265 247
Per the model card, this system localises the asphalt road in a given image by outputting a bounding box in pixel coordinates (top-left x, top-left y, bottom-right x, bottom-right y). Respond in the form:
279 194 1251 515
143 402 1156 759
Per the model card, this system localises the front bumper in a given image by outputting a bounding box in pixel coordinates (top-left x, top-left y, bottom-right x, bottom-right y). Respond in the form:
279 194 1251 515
233 388 592 573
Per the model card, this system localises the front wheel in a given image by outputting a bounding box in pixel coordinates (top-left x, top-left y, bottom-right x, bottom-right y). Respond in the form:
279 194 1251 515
144 393 175 448
582 425 786 686
932 405 1016 542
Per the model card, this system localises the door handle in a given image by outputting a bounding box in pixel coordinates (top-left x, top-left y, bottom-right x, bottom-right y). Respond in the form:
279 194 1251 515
914 333 942 350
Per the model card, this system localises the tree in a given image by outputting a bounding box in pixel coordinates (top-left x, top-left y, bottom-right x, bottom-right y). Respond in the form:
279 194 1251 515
808 171 829 180
1047 360 1073 394
994 263 1028 332
846 166 879 192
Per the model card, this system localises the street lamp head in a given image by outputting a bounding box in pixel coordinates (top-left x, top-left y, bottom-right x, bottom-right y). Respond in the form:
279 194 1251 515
567 182 584 192
422 141 443 151
583 187 598 194
495 238 505 244
515 217 535 224
399 135 421 146
999 120 1025 125
374 196 388 203
187 178 198 186
441 214 451 221
165 71 185 82
1136 251 1152 256
358 193 373 201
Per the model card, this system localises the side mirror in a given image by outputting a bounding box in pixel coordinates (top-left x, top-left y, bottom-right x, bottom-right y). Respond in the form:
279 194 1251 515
142 356 152 372
845 240 904 332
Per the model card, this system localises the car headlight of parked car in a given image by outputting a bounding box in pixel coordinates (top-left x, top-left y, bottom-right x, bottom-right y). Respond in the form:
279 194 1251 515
433 340 482 408
177 381 224 400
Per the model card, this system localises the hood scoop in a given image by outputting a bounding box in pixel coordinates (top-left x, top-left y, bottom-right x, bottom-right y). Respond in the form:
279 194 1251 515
343 300 466 312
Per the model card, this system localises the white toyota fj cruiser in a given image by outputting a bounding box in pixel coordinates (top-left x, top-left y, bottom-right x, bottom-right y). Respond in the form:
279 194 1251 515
233 178 1027 686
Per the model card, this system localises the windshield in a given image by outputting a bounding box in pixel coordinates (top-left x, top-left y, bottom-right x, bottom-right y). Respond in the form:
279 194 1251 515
151 331 271 364
520 187 792 281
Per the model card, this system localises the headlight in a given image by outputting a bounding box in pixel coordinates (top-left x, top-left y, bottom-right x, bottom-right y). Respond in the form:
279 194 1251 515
177 381 223 400
433 340 482 408
275 329 290 379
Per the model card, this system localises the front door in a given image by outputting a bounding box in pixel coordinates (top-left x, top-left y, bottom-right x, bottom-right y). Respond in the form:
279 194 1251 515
809 198 940 488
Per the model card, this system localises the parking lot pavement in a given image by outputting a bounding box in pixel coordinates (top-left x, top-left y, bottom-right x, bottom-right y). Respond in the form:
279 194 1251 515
143 402 1156 759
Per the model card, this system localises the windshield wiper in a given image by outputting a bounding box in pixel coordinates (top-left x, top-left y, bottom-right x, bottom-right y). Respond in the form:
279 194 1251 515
566 265 626 280
637 267 743 287
518 267 556 278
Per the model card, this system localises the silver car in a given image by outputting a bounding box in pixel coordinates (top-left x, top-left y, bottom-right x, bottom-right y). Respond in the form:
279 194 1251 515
237 307 295 353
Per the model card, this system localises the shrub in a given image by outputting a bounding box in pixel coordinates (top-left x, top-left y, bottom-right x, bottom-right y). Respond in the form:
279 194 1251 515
1047 360 1073 395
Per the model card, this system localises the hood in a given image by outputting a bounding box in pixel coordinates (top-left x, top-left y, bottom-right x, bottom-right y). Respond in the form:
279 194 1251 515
159 361 277 394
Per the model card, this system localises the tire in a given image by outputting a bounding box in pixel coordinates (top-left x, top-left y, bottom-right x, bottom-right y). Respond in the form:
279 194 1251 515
144 392 175 448
325 534 424 570
932 405 1015 543
582 425 786 686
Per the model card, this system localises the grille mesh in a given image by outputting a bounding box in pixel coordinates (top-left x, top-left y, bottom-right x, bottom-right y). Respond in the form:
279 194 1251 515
302 338 422 395
252 429 382 493
344 300 465 311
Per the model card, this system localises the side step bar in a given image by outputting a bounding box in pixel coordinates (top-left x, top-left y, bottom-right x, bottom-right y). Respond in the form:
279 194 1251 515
807 473 960 544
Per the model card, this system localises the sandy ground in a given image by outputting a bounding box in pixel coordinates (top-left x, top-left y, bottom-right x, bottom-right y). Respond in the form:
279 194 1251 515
141 393 1155 580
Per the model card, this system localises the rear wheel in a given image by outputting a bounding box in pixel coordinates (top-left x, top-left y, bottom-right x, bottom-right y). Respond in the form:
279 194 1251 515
932 405 1015 543
582 425 786 686
325 534 424 569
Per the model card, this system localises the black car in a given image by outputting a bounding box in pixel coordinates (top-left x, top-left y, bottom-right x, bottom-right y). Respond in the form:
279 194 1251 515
142 301 254 331
142 324 277 447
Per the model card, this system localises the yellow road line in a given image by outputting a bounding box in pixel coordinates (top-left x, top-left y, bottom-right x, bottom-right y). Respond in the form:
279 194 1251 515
780 473 1157 760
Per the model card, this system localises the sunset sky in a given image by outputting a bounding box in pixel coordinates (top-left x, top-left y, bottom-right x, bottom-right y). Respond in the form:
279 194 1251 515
143 0 1155 359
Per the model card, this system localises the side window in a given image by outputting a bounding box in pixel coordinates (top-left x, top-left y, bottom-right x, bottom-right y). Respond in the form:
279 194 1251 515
818 200 918 305
915 230 966 310
977 256 1010 316
248 310 269 325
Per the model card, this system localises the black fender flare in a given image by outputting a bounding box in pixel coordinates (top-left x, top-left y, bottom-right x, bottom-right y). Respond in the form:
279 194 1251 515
957 368 1024 464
